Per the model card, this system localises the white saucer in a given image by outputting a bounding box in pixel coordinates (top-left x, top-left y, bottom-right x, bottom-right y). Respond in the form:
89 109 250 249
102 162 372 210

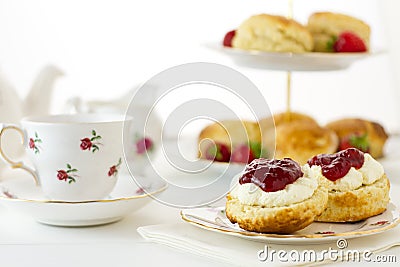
0 173 167 227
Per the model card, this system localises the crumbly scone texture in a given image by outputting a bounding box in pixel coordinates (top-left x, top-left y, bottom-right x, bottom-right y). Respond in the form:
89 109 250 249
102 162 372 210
316 174 390 222
307 12 370 52
274 121 339 164
232 14 314 53
326 118 388 158
225 183 328 233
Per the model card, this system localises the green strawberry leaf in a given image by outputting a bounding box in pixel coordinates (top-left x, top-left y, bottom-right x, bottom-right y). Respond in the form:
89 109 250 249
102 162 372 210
216 150 223 161
326 36 337 51
248 141 262 158
260 147 269 158
349 133 370 152
207 144 217 159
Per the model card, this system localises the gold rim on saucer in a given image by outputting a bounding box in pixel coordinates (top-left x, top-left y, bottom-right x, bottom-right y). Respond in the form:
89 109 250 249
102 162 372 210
0 183 168 204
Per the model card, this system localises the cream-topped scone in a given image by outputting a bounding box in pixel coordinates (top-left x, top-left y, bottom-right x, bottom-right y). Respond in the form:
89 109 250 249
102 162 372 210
305 148 390 222
226 158 328 233
230 174 318 207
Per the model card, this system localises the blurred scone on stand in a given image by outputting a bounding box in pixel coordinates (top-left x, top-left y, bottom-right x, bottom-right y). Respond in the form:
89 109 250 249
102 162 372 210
326 118 388 158
197 120 264 164
197 112 389 166
224 11 370 54
307 11 370 52
230 13 314 52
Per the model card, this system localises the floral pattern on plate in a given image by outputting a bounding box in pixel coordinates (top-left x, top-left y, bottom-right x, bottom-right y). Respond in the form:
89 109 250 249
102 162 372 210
181 203 400 244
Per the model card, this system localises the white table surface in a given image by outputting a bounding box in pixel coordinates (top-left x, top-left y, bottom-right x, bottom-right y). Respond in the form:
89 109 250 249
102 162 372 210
0 137 399 267
0 196 399 267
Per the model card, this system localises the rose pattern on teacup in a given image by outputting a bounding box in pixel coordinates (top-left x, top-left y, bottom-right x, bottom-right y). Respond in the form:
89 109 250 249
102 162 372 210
57 164 79 184
108 158 122 177
80 130 102 153
0 114 131 202
28 132 42 154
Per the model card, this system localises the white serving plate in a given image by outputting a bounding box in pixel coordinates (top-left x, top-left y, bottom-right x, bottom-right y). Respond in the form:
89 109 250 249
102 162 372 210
181 203 400 245
206 43 382 71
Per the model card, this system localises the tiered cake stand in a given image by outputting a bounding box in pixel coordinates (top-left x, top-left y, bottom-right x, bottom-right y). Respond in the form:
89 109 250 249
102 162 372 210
209 1 377 118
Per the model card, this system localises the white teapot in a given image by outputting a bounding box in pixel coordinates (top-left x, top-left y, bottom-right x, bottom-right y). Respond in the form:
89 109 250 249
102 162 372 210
65 85 163 175
0 65 63 122
0 65 63 173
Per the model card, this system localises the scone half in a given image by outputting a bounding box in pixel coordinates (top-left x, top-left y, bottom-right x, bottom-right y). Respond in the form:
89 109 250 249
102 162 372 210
307 12 370 52
316 174 390 222
226 183 328 234
232 14 314 53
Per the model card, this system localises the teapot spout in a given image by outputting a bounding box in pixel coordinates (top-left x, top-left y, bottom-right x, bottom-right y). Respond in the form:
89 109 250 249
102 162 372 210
23 65 64 116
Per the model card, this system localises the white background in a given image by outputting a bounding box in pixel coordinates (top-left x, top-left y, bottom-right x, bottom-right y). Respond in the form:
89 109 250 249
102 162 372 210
0 0 399 132
0 2 400 266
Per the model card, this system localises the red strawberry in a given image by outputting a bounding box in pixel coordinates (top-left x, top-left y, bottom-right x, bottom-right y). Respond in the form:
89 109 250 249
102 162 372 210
333 32 367 52
339 133 370 153
223 30 236 47
136 137 153 154
231 144 255 164
205 142 231 162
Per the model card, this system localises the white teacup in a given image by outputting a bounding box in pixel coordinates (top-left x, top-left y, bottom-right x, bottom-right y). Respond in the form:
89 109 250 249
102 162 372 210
0 114 132 201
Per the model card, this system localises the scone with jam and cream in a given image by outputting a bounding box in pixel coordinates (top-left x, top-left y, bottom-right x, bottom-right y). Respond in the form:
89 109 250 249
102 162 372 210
226 158 328 233
305 148 390 222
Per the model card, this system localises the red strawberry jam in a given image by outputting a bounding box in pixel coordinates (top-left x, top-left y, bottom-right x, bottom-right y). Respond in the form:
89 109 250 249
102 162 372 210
307 148 365 181
239 158 303 192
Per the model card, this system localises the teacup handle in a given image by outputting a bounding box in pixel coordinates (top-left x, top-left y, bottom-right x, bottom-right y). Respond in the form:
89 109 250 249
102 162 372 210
0 124 39 185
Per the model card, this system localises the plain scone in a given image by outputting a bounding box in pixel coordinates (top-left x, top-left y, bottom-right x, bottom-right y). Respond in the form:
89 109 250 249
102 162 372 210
232 14 314 53
259 111 320 159
307 12 370 52
198 120 261 157
226 181 328 233
273 121 339 164
316 174 390 222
